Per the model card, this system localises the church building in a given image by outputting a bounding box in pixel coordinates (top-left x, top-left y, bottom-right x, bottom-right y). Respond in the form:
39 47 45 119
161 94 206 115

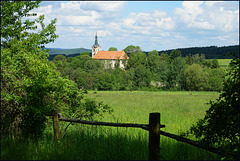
92 33 129 69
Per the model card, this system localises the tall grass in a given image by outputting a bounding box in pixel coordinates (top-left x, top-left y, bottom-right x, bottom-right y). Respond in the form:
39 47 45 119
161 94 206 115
2 91 221 160
1 124 220 160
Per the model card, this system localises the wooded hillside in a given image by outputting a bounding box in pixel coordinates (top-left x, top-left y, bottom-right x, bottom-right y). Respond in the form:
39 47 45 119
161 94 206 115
156 45 239 59
47 45 239 61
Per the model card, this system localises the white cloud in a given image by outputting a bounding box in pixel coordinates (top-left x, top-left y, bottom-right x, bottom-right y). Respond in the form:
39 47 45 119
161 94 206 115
204 2 239 32
60 12 103 26
80 1 127 12
35 1 238 51
97 30 112 37
174 1 239 31
121 9 175 35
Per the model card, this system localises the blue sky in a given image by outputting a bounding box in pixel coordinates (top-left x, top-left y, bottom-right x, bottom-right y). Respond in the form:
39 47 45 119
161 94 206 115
32 1 239 51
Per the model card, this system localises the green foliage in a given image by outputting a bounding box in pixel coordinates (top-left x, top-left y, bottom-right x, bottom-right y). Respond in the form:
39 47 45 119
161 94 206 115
95 71 115 91
1 1 113 139
147 50 159 73
123 45 142 57
134 65 152 88
108 47 118 51
210 58 220 68
83 98 113 118
53 55 67 73
204 68 225 91
159 45 239 59
187 58 239 159
170 49 182 60
1 1 58 49
126 52 147 70
183 64 209 91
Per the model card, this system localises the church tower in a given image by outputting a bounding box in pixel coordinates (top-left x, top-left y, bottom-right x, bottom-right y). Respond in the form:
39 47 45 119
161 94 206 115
92 32 101 58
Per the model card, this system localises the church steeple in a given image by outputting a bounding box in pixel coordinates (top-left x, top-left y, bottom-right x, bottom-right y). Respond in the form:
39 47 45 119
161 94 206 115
93 32 100 47
92 32 101 58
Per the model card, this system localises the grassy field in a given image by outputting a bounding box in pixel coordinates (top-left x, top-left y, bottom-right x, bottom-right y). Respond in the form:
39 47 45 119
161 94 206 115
86 91 220 134
2 91 221 160
217 59 232 68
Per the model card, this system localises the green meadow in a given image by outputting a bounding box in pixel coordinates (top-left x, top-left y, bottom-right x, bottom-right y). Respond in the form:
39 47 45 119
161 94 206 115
2 91 221 160
217 59 232 69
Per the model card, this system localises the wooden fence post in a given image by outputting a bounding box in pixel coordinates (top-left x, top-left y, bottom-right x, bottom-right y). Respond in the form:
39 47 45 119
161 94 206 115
149 113 160 160
52 109 60 143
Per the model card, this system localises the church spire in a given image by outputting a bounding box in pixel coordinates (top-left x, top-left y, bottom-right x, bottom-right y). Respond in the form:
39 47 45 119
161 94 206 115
93 32 100 47
92 32 101 58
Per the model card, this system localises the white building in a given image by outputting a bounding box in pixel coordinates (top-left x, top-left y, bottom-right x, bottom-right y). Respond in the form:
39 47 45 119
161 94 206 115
91 33 129 69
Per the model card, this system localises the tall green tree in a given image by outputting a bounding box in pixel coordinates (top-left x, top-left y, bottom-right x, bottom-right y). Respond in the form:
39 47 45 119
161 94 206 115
147 50 159 74
53 55 67 73
108 47 118 51
183 64 209 91
188 58 239 160
170 49 182 60
169 57 186 89
123 45 142 57
1 1 112 138
126 52 147 70
133 65 152 88
1 1 58 49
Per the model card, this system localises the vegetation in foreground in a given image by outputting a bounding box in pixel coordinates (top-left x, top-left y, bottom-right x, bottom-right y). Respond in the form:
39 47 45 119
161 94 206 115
1 1 238 160
2 90 221 160
1 125 220 160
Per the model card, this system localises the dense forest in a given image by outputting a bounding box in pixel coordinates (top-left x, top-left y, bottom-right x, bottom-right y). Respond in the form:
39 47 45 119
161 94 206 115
52 46 235 92
47 45 239 61
157 45 239 59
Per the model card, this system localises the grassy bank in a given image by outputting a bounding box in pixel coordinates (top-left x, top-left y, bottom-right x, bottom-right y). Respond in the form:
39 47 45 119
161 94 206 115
2 91 221 160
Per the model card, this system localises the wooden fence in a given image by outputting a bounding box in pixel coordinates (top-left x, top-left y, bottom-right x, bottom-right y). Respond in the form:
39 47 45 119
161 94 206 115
50 109 231 160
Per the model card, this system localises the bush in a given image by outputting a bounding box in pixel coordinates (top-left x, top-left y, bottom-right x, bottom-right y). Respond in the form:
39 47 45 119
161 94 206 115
187 58 239 160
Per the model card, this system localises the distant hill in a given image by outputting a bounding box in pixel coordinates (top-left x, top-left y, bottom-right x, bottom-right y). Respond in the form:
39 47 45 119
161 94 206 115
46 48 91 61
46 48 91 55
47 45 239 61
154 45 239 59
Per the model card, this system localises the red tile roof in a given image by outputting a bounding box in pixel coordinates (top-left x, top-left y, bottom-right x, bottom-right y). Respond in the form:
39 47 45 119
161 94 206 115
93 51 129 60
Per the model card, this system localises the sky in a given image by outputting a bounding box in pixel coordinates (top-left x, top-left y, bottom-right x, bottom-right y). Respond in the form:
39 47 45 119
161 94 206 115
31 1 239 51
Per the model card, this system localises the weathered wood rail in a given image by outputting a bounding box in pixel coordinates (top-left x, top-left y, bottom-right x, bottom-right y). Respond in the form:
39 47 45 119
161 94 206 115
50 109 232 160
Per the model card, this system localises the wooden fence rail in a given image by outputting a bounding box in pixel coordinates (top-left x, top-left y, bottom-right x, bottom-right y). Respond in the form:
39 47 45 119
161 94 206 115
50 109 231 160
59 117 150 130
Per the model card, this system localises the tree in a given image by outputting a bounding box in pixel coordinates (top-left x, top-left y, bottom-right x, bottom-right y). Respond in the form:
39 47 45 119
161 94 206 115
67 54 92 70
53 55 67 73
192 54 201 64
1 1 59 138
156 60 170 89
126 52 147 70
188 58 239 160
183 64 209 91
1 1 112 139
133 65 152 88
80 52 90 57
170 49 182 60
147 50 160 74
94 71 115 90
108 47 118 51
169 57 186 89
123 45 142 57
205 68 225 91
185 53 193 65
159 52 170 63
211 58 220 68
1 1 58 49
